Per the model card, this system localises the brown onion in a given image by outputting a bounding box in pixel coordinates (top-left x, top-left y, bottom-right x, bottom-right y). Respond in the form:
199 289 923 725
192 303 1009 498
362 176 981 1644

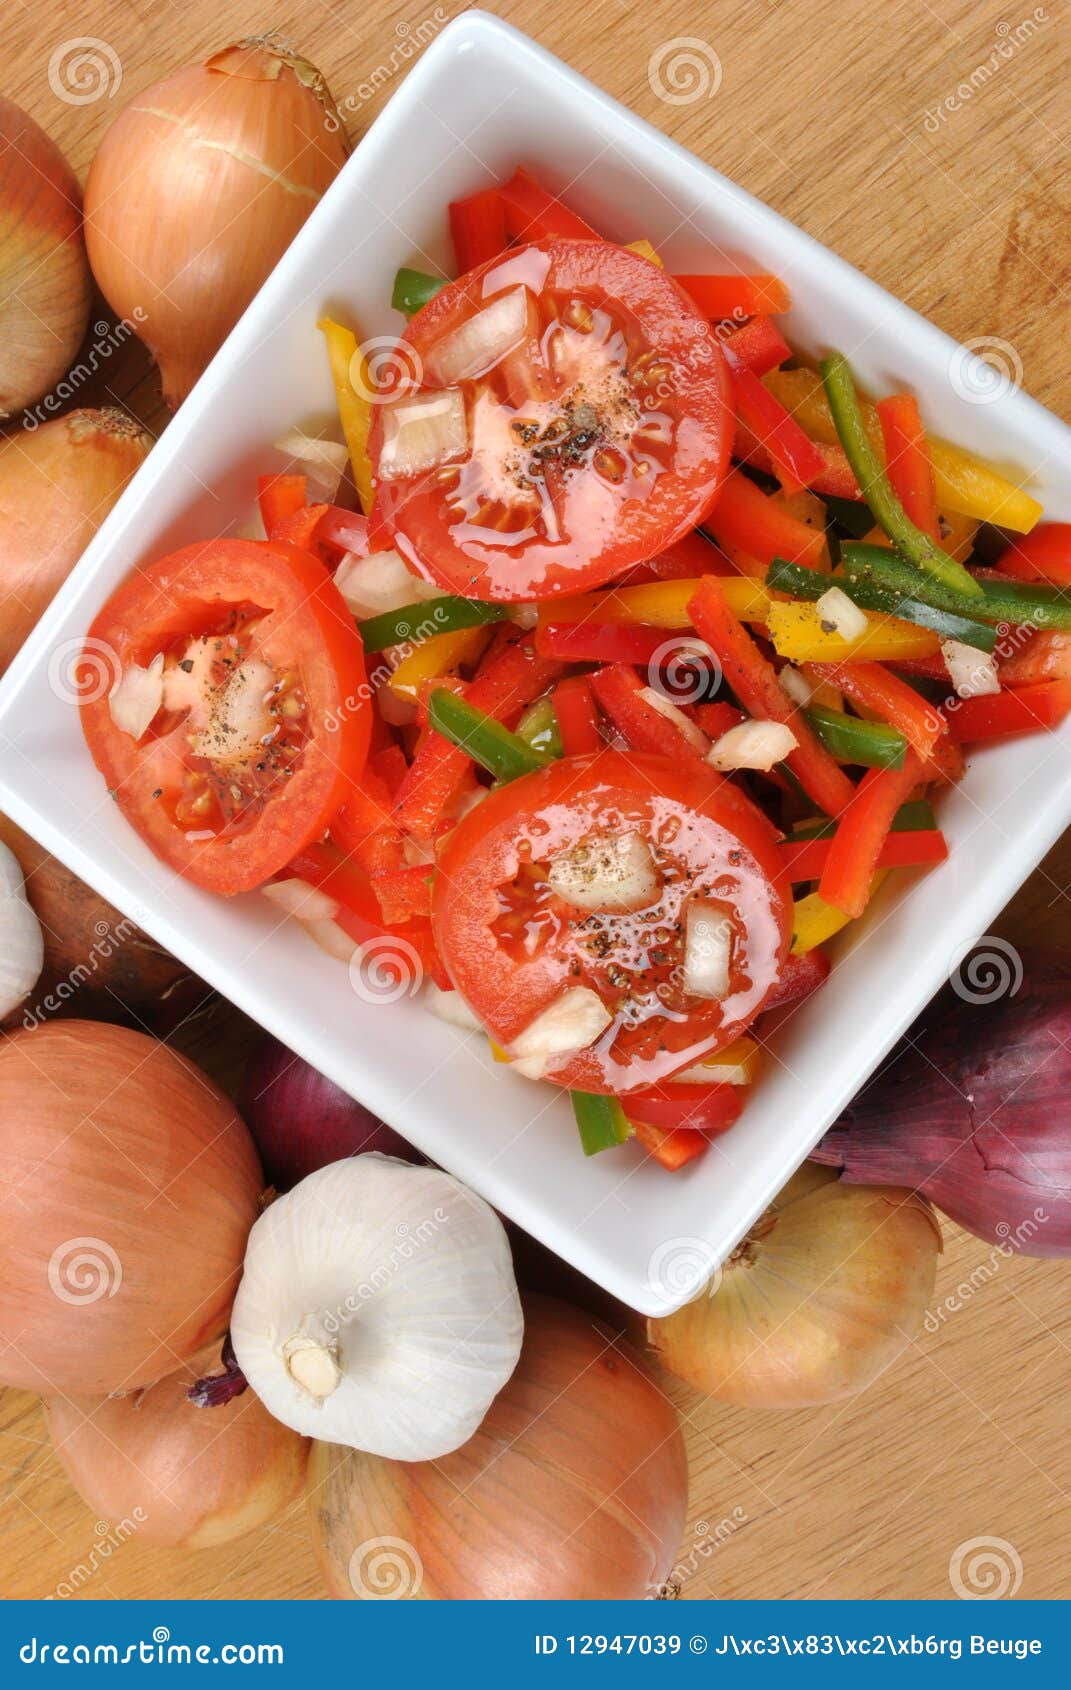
307 1295 688 1600
0 1022 262 1396
0 99 92 418
85 37 348 407
0 409 151 674
46 1342 308 1548
0 812 201 1034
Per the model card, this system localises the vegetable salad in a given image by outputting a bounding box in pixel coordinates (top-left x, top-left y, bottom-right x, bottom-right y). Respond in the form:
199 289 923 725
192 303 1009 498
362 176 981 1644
80 166 1071 1171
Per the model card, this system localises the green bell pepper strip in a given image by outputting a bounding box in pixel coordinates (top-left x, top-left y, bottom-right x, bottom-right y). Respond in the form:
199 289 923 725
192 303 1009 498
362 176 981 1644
819 353 983 599
571 1091 631 1156
428 688 553 783
358 596 507 653
841 543 1071 634
786 799 935 842
516 696 563 759
765 558 998 653
391 267 448 318
804 704 907 770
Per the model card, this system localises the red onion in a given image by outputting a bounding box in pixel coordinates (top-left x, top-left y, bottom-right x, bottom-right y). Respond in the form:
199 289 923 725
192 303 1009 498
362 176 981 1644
239 1034 416 1189
812 948 1071 1253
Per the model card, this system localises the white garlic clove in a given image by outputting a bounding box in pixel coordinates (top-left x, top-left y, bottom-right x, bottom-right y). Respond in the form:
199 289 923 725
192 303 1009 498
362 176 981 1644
0 841 44 1019
230 1156 523 1461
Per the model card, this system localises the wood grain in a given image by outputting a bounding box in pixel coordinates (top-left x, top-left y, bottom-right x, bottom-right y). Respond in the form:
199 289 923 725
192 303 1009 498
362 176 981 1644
3 0 1071 1602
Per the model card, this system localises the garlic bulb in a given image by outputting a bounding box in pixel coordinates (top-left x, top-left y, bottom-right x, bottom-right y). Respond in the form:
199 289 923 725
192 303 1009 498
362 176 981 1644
648 1165 941 1407
230 1156 523 1460
0 840 44 1019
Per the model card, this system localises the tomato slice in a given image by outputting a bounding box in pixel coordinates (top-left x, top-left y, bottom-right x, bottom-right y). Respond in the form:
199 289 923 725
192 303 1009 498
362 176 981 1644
432 751 791 1094
625 1080 743 1135
80 539 370 894
368 239 732 603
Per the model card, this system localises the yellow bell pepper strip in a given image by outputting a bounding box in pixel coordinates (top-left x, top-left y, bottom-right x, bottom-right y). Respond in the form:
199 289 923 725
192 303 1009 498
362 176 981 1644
626 239 663 267
765 366 1042 534
536 576 774 632
388 627 490 700
790 875 888 953
767 600 940 664
820 353 981 599
318 315 375 514
767 556 997 652
675 1037 762 1085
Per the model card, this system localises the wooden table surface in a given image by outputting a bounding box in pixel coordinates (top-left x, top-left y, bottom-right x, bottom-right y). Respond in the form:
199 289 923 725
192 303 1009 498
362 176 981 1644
4 0 1071 1602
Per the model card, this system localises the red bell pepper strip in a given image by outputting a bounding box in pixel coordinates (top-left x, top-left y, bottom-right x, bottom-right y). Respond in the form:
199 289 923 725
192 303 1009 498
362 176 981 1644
876 394 941 544
627 1076 743 1137
264 501 330 555
817 751 924 917
287 839 383 926
553 676 603 755
590 664 703 760
945 679 1071 742
369 743 409 797
257 474 307 536
448 185 508 271
705 468 827 570
330 769 407 878
675 273 791 318
763 946 831 1012
621 527 731 584
292 841 447 989
688 577 857 815
728 364 826 495
536 620 670 667
992 523 1071 588
722 314 791 377
1000 630 1071 687
628 1119 709 1170
370 863 433 925
393 634 562 838
780 826 947 883
803 661 946 759
694 699 746 739
498 166 599 242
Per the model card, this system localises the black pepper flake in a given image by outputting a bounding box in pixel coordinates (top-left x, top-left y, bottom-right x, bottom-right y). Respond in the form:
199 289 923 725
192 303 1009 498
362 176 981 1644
152 788 163 799
179 658 194 673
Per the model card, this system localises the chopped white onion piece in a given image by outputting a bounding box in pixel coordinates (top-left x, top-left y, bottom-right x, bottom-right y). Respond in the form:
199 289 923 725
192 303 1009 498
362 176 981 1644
108 652 164 741
273 430 349 501
334 548 442 618
261 879 340 923
941 638 1000 699
301 918 358 963
707 719 798 772
683 902 732 1000
815 585 868 642
377 389 467 479
507 603 540 630
428 288 528 385
509 987 612 1080
778 664 813 708
637 686 711 753
672 1057 751 1086
547 831 660 914
425 983 485 1033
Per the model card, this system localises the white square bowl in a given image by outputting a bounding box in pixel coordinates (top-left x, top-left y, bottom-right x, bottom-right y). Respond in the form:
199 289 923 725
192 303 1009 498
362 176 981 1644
2 11 1070 1316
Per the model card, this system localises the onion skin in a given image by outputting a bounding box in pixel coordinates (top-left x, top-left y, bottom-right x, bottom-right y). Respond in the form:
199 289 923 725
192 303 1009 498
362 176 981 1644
0 99 92 418
45 1343 308 1549
812 954 1071 1254
0 812 200 1034
84 38 348 407
307 1295 688 1600
239 1033 416 1189
0 408 151 674
0 1022 263 1396
648 1167 941 1409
